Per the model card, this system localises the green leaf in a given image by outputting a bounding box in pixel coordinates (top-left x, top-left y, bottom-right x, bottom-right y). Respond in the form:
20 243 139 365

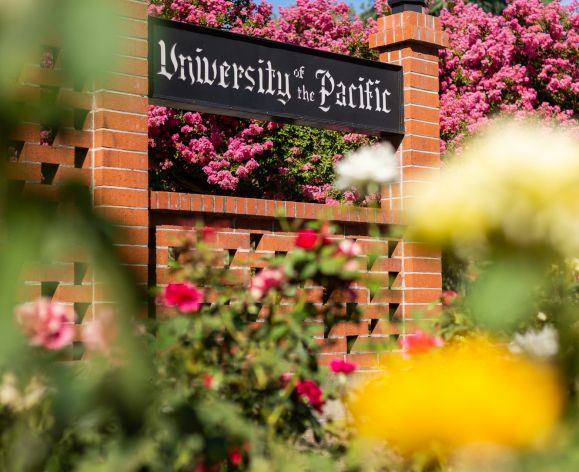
319 258 341 276
300 262 318 279
468 257 545 332
270 325 289 341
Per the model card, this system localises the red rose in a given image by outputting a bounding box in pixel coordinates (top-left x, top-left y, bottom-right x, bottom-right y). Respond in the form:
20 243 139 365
201 226 216 242
295 379 324 412
441 290 458 306
295 229 319 249
202 373 213 389
329 359 357 374
160 282 204 312
228 447 243 466
400 330 443 355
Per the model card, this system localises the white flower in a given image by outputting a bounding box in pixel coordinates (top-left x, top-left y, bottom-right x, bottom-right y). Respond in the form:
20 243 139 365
334 142 398 193
509 325 558 359
0 373 20 408
0 373 46 411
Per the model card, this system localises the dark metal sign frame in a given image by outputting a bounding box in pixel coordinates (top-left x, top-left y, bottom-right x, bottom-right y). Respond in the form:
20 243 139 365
148 17 404 137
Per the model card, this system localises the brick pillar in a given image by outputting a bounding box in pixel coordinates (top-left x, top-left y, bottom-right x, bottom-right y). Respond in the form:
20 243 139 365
369 7 448 324
92 0 149 315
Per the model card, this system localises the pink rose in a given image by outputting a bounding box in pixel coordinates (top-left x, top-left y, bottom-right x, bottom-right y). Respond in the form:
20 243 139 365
295 229 319 249
295 379 324 413
280 372 292 384
250 267 284 300
329 359 357 374
344 259 359 272
160 282 203 312
15 298 74 350
249 268 283 300
400 330 444 355
203 373 213 389
82 310 118 356
337 239 362 257
441 290 458 306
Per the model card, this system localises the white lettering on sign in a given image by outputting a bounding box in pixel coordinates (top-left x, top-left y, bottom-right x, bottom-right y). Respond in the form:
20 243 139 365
157 40 392 113
157 40 292 105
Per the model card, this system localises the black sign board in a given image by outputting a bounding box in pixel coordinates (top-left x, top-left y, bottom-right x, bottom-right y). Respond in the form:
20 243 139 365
149 17 404 136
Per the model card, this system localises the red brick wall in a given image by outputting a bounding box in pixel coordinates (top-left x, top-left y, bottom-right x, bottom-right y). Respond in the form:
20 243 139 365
150 192 408 369
7 1 444 366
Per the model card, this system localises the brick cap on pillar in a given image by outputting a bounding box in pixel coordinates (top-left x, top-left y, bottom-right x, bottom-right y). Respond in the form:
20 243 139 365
389 0 427 13
370 11 449 50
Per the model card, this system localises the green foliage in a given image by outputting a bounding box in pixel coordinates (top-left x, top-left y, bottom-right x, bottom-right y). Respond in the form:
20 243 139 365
246 125 373 202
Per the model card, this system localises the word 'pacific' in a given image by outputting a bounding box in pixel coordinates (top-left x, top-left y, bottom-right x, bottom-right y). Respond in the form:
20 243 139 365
315 70 391 114
157 40 292 105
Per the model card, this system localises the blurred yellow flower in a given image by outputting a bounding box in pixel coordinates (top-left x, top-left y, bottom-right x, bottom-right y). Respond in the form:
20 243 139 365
348 337 563 456
407 120 579 255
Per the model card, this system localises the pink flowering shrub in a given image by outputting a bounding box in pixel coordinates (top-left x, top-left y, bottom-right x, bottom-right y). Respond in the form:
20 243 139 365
440 0 578 154
148 0 374 203
270 0 376 57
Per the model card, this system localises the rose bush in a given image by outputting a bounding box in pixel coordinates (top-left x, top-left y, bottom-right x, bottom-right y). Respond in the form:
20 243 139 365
1 222 374 470
153 222 366 444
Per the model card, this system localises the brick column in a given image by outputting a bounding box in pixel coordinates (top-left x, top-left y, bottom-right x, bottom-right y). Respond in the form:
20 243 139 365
369 6 448 324
92 0 149 314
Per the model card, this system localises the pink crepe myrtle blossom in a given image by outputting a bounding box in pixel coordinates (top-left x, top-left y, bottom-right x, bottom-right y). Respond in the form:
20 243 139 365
40 50 54 69
15 298 74 350
440 0 578 154
295 379 324 412
400 330 444 355
329 359 357 374
249 267 284 299
324 197 339 205
159 282 204 312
